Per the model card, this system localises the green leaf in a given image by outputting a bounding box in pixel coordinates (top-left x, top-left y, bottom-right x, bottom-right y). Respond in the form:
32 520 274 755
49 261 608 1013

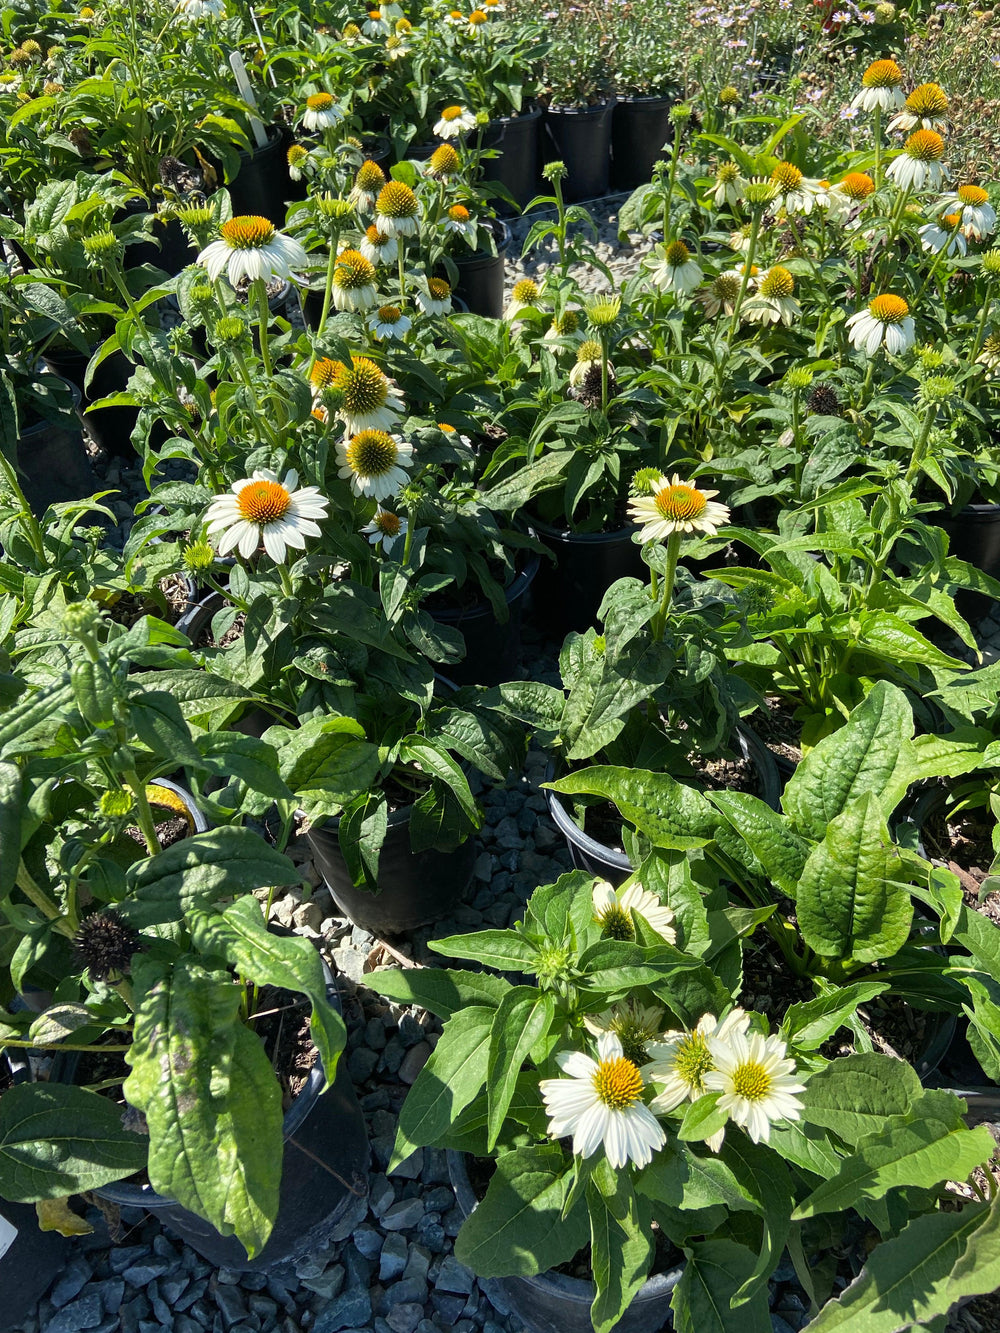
274 716 381 820
188 897 345 1088
123 828 302 927
398 736 478 827
194 734 292 802
677 1093 729 1144
390 1005 494 1170
487 987 554 1149
124 955 283 1259
0 762 21 898
721 1136 793 1305
429 928 541 973
454 1144 589 1277
579 939 730 1025
127 691 202 767
587 1159 655 1333
795 794 913 964
638 1143 756 1215
801 1053 921 1147
793 1117 994 1220
545 767 720 850
781 981 890 1049
0 1082 147 1202
806 1196 1000 1332
366 967 512 1019
671 1240 772 1333
782 682 915 838
708 791 809 898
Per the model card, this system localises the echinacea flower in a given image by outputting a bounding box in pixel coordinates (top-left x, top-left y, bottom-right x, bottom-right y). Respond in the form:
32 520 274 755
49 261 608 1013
845 292 915 356
976 332 1000 373
710 161 746 208
415 277 453 316
944 183 997 240
543 308 582 341
349 159 387 212
331 247 379 312
918 213 966 257
648 240 702 296
338 356 405 433
336 429 413 499
177 0 224 16
539 1032 666 1170
433 104 477 139
362 7 390 35
204 469 328 562
645 1010 751 1150
385 32 410 58
628 474 730 542
359 223 398 266
888 81 949 134
375 180 421 237
361 506 407 552
827 171 875 223
445 203 476 240
592 879 676 943
584 1000 665 1068
467 8 489 35
426 143 461 179
770 161 817 215
886 129 949 192
504 277 541 320
743 265 801 325
703 1030 805 1144
301 91 343 132
197 216 308 286
287 143 310 181
568 339 605 386
696 270 744 317
368 303 411 339
851 58 905 114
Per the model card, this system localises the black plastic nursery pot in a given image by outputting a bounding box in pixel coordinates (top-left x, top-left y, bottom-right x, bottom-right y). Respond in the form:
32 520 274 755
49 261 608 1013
447 1151 683 1333
934 500 1000 624
543 100 615 203
306 807 477 937
544 726 782 884
226 125 296 228
450 219 511 319
42 343 140 458
430 553 541 687
611 96 675 191
479 105 543 212
119 197 195 276
14 378 97 514
528 517 645 638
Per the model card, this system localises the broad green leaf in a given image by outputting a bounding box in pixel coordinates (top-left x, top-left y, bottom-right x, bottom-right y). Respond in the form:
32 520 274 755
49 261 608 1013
127 691 202 767
801 1053 921 1147
188 897 345 1088
27 1003 100 1045
806 1196 1000 1332
124 955 283 1259
0 762 20 898
274 716 381 820
127 669 255 725
577 939 729 1023
671 1240 771 1333
782 682 915 838
545 767 720 850
123 828 302 926
768 1120 844 1178
796 794 913 964
429 928 541 973
194 734 292 802
793 1117 994 1220
0 1082 147 1202
487 987 554 1148
454 1144 589 1277
587 1159 655 1333
858 611 967 672
523 869 598 945
390 1005 494 1170
721 1136 793 1305
366 967 512 1018
638 1143 756 1215
781 980 890 1050
708 791 809 898
398 736 478 826
678 1093 729 1144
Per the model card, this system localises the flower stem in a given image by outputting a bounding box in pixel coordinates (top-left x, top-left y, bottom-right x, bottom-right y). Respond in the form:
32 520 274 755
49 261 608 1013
123 770 162 856
254 278 273 380
726 210 762 348
652 530 682 641
872 104 882 190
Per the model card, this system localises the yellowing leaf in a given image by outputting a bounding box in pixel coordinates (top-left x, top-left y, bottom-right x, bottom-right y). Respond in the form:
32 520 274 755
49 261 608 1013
35 1198 92 1236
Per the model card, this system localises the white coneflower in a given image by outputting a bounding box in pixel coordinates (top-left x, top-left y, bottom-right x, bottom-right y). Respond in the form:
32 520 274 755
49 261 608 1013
380 1 404 18
539 1032 666 1170
204 469 327 562
943 184 997 240
645 1010 751 1152
444 203 476 241
846 293 916 356
703 1030 805 1145
583 1000 665 1068
827 171 875 223
696 270 744 318
886 129 949 192
197 216 308 286
433 104 477 139
361 506 407 553
437 421 474 447
426 143 462 179
362 7 390 35
543 308 582 342
0 70 23 93
743 265 801 325
385 32 411 58
504 277 541 320
368 303 411 339
334 356 405 433
415 277 453 316
178 0 224 16
887 81 949 134
331 247 379 312
728 224 753 255
286 143 310 181
374 180 421 237
568 339 605 387
976 332 1000 373
918 212 966 257
467 7 489 36
648 240 702 296
770 161 817 215
710 161 746 208
301 91 343 132
592 879 676 944
444 8 466 25
349 159 387 213
851 58 905 114
628 473 730 542
336 429 413 499
359 223 398 266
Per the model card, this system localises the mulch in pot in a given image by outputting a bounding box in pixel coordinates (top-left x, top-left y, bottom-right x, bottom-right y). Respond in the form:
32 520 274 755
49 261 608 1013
105 574 195 628
748 696 803 770
920 804 1000 927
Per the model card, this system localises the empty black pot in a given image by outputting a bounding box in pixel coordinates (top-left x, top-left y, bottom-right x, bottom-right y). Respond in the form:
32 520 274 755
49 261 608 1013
611 95 675 190
226 126 296 228
935 500 1000 624
528 518 645 638
429 553 540 686
15 375 97 512
479 105 542 212
543 100 615 202
450 220 511 318
42 343 139 458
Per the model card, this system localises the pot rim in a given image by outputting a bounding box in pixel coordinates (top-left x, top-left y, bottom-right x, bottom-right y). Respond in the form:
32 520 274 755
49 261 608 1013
531 515 640 546
429 551 541 627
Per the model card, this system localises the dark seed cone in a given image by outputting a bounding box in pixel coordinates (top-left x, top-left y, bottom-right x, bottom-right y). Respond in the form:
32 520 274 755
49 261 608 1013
807 383 842 416
159 155 204 196
73 909 144 981
578 362 616 410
